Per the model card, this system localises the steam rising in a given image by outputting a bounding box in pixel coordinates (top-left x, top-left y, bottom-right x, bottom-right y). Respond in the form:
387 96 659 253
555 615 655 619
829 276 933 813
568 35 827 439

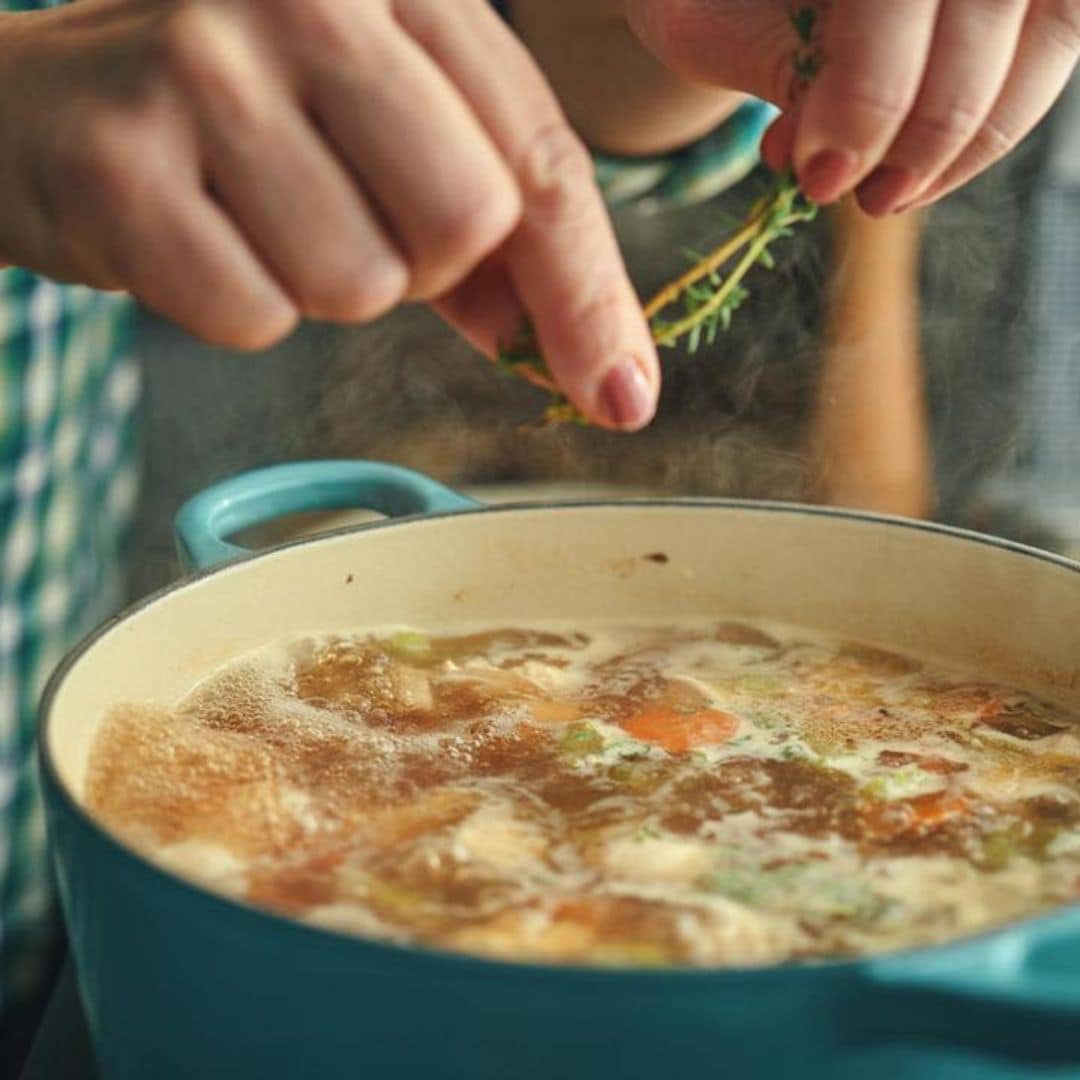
316 134 1047 507
133 115 1058 593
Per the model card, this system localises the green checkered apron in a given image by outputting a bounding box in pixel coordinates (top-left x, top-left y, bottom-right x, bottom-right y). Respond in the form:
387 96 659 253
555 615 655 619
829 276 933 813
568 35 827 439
1 4 140 1021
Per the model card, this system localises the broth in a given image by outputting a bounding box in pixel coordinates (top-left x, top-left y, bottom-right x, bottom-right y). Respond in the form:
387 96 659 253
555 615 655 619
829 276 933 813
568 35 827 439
85 620 1080 967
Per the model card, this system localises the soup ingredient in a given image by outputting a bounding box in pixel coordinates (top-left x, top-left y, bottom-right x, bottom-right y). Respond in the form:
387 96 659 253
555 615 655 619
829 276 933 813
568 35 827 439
85 619 1080 969
622 707 739 752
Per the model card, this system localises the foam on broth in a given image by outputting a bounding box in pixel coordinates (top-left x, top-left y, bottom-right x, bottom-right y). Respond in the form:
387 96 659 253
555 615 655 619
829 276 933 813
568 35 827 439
84 619 1080 967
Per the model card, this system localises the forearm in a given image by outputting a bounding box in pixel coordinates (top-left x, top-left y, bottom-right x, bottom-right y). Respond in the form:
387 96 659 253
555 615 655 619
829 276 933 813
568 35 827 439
507 0 745 156
807 204 933 518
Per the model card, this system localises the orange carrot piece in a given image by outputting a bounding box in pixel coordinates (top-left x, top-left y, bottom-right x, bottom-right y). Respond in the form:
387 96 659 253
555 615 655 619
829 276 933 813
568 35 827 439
861 790 972 843
622 707 738 753
906 791 970 829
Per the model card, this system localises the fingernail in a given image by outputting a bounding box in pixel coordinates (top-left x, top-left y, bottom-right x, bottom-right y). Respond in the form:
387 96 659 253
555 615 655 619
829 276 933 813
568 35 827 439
599 360 655 431
855 165 917 217
798 148 860 204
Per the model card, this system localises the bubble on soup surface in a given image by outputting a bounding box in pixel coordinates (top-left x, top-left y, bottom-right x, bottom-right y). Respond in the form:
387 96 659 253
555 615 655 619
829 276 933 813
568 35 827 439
179 657 286 735
179 653 424 823
86 704 332 859
290 638 435 719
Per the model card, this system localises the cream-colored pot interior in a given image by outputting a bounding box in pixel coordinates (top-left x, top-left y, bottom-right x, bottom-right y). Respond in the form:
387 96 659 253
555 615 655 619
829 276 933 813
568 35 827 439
47 504 1080 805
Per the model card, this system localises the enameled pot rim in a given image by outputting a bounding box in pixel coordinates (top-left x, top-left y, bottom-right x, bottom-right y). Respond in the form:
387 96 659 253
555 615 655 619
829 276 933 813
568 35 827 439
38 497 1080 986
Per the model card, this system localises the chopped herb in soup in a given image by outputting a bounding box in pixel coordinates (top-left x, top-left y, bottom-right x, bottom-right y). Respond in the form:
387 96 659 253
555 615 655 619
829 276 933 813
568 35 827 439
85 620 1080 967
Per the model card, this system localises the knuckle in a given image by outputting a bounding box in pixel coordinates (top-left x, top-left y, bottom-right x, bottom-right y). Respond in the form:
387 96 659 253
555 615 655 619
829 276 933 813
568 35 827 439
174 285 299 351
298 259 408 322
907 99 984 146
561 282 627 348
839 79 911 126
159 6 270 137
272 0 376 63
442 183 521 261
410 182 521 298
217 307 299 351
62 117 150 209
1038 0 1080 52
972 114 1020 162
515 120 595 223
62 124 123 198
968 0 1030 19
158 3 223 74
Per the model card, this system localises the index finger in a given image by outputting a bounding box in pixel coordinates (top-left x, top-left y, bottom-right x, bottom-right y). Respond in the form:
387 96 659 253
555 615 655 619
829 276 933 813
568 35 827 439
793 0 940 203
399 1 659 430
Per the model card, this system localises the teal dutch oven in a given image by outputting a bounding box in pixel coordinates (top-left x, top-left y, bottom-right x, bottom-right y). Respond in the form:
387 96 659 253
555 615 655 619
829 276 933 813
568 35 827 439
38 460 1080 1079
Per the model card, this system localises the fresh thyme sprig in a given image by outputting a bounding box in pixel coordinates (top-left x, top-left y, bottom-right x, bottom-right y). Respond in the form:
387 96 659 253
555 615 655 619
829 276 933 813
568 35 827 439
495 174 817 426
645 175 817 354
494 5 826 427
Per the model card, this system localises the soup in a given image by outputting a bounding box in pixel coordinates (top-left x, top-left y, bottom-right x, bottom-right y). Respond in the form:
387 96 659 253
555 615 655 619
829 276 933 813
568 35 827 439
84 620 1080 967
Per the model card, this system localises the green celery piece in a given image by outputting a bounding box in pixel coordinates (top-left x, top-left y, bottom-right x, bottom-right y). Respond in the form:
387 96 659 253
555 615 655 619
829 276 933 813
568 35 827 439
560 724 604 757
700 861 886 922
860 765 940 801
386 629 433 664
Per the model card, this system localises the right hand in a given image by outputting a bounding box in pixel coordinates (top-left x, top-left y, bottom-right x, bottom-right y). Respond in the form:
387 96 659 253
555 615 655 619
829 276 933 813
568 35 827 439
625 0 1079 214
0 0 659 429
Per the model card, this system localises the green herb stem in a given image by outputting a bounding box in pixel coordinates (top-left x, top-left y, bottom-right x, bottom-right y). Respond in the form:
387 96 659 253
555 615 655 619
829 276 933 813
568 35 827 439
641 215 762 322
492 6 826 426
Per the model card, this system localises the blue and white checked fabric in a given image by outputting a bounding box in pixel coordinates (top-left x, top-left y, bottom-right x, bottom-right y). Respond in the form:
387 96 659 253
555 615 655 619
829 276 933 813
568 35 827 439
0 265 138 1015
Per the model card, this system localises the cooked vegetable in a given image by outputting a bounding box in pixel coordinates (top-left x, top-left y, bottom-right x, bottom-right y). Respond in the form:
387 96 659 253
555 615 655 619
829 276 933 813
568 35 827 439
385 630 433 664
559 724 604 757
622 707 739 753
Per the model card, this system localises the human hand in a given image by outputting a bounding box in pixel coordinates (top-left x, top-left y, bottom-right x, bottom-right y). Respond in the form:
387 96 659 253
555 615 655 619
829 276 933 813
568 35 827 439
624 0 1078 214
0 0 659 429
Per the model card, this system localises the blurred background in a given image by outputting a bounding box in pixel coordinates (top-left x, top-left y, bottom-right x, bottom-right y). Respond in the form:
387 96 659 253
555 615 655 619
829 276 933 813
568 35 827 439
128 78 1079 599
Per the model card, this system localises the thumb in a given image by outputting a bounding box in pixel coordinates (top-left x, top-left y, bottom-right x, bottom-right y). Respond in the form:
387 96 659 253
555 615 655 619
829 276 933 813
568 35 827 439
622 0 800 107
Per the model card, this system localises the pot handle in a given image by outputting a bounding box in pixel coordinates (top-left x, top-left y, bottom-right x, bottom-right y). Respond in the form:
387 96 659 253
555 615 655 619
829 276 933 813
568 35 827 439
862 907 1080 1050
175 460 480 570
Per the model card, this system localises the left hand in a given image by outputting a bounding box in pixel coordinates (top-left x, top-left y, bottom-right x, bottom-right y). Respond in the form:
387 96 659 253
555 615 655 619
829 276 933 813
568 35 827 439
623 0 1079 214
